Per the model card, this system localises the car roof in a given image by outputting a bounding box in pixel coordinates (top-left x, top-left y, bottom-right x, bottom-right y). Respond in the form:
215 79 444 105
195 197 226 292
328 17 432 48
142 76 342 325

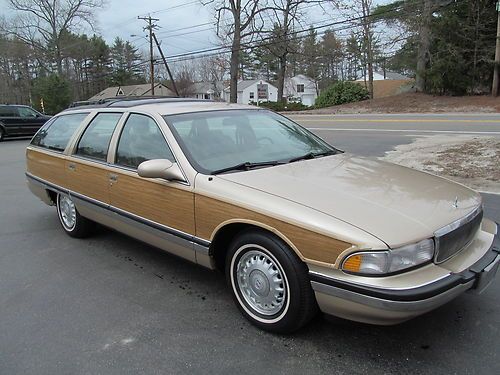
62 97 259 116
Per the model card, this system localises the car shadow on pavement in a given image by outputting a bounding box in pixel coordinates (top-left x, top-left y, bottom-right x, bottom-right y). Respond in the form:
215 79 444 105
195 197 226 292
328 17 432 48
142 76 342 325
80 224 497 373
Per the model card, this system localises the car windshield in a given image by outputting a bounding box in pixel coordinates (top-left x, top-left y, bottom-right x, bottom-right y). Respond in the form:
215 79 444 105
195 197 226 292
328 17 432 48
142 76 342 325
164 109 336 174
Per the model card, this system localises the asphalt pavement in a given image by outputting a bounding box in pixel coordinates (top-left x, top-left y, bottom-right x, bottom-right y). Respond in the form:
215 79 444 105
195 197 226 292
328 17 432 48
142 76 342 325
288 113 500 157
1 114 499 375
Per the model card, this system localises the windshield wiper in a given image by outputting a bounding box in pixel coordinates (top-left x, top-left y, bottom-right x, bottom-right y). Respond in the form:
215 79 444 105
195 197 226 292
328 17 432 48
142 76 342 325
211 161 282 175
288 150 337 163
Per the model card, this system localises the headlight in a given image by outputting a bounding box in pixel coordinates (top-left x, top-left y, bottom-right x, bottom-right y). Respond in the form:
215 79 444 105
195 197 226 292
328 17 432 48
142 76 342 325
342 239 434 275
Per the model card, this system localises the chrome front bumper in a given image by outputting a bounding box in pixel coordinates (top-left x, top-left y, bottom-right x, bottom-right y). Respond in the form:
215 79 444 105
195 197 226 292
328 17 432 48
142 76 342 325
310 224 500 325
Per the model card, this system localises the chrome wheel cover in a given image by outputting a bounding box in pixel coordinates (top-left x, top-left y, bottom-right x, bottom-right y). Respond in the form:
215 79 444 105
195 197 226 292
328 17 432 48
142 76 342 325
235 248 287 316
58 195 76 230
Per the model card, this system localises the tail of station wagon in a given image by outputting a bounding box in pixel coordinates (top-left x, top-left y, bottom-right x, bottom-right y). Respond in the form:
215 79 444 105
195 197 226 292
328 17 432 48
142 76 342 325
26 98 499 333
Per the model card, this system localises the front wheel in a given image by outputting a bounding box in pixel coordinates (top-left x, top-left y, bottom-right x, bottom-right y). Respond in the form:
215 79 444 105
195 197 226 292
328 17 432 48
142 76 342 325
226 230 317 333
56 193 94 238
0 127 4 141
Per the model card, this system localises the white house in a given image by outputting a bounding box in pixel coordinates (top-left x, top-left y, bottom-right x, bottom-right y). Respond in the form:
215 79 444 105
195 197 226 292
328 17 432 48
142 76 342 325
189 81 225 100
223 79 278 104
284 75 318 106
355 70 409 81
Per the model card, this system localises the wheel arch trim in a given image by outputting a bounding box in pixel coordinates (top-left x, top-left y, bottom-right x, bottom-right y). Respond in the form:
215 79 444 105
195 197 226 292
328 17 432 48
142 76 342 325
209 219 306 262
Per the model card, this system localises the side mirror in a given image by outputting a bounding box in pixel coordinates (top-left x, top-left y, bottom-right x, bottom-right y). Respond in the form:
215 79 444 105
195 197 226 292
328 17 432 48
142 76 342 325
137 159 186 182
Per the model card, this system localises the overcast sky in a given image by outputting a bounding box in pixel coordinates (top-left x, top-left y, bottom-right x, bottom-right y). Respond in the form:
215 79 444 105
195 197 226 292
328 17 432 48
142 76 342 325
93 0 215 55
3 0 390 58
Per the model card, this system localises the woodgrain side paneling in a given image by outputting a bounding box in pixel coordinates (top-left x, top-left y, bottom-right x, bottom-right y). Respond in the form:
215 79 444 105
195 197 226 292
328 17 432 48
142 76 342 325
195 195 351 265
110 172 195 235
66 158 111 203
26 148 67 187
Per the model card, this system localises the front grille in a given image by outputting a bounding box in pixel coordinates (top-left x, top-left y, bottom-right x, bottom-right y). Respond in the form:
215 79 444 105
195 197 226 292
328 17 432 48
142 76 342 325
434 207 483 263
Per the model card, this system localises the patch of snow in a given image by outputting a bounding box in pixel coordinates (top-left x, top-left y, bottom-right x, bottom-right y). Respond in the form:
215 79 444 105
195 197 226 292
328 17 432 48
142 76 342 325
380 135 500 193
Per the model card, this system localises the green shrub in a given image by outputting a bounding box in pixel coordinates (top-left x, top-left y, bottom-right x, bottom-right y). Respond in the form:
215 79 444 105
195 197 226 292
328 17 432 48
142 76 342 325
32 74 71 114
315 81 369 108
250 100 309 111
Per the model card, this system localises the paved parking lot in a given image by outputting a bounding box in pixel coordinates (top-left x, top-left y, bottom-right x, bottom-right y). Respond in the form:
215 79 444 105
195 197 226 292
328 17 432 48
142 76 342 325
1 133 499 375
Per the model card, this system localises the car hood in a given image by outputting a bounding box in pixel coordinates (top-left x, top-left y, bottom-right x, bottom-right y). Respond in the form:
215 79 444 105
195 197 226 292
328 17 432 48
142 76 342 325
219 154 482 247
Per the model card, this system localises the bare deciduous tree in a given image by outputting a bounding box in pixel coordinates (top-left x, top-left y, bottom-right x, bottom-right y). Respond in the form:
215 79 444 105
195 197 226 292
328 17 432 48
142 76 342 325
198 54 229 99
263 0 303 102
207 0 272 103
172 61 197 97
6 0 105 74
331 0 375 98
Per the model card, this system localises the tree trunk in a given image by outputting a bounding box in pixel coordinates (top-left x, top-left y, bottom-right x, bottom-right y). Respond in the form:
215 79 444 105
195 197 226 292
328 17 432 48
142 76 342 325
277 54 286 102
229 15 241 103
366 34 374 98
492 10 500 96
56 47 63 75
416 0 432 92
361 0 374 99
276 3 290 103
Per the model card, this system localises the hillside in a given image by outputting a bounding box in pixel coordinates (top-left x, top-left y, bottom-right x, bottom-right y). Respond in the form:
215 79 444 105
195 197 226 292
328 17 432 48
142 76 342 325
294 93 500 114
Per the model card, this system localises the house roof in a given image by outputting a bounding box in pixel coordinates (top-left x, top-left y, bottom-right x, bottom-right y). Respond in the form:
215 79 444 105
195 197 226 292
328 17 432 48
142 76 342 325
190 81 225 94
223 79 277 92
89 83 175 100
291 74 315 83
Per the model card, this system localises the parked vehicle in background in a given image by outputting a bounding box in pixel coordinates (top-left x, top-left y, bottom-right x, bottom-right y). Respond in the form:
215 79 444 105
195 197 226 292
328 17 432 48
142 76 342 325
0 105 51 141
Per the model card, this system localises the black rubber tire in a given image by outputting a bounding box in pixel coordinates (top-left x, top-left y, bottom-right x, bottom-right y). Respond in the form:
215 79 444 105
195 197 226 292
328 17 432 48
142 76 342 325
225 229 318 333
0 127 4 142
56 193 94 238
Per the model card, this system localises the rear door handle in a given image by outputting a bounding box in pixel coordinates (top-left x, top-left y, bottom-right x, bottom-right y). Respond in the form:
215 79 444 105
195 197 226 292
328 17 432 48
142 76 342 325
68 163 76 171
109 173 118 182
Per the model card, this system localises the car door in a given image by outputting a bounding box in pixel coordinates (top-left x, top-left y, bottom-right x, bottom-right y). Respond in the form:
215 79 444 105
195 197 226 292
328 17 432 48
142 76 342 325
108 113 196 261
16 106 45 136
66 112 124 207
0 106 22 135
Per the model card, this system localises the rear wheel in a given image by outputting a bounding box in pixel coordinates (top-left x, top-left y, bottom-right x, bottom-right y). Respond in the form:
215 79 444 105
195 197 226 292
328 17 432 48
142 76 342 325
226 229 317 333
56 193 94 238
0 127 4 141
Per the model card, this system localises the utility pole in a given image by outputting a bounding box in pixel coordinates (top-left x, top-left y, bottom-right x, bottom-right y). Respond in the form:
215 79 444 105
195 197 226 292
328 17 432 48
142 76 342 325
152 33 179 97
493 1 500 97
138 15 159 96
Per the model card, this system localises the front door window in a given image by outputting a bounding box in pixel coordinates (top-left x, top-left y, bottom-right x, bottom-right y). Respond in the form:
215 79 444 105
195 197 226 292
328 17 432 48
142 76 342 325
115 113 174 169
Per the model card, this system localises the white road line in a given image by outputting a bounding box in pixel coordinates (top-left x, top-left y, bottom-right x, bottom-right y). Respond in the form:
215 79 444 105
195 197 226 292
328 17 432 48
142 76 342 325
306 128 500 135
479 191 500 195
288 113 500 118
293 118 500 123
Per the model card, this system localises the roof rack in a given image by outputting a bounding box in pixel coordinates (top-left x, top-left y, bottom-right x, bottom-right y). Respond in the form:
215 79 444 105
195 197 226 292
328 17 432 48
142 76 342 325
66 96 214 110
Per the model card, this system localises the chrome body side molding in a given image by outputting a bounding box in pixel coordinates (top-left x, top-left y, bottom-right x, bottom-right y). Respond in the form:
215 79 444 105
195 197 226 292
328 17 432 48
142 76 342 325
26 172 214 269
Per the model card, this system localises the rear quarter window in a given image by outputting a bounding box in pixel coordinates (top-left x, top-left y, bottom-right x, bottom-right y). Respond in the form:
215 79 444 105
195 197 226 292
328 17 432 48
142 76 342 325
31 113 89 152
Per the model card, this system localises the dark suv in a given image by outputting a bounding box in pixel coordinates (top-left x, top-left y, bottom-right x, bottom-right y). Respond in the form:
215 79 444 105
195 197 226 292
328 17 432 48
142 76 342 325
0 105 51 141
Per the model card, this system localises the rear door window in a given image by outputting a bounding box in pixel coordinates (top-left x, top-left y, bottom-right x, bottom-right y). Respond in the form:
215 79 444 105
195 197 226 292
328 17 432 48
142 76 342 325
75 113 123 162
31 113 89 152
0 106 18 117
115 113 174 169
17 106 40 118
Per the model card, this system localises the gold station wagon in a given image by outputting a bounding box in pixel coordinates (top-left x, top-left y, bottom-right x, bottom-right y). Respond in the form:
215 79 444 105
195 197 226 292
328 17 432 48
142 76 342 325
26 98 499 333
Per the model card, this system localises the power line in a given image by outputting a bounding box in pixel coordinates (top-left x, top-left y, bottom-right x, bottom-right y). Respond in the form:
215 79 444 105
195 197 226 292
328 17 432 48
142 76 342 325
162 0 464 64
154 22 214 36
138 0 201 17
161 3 412 63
